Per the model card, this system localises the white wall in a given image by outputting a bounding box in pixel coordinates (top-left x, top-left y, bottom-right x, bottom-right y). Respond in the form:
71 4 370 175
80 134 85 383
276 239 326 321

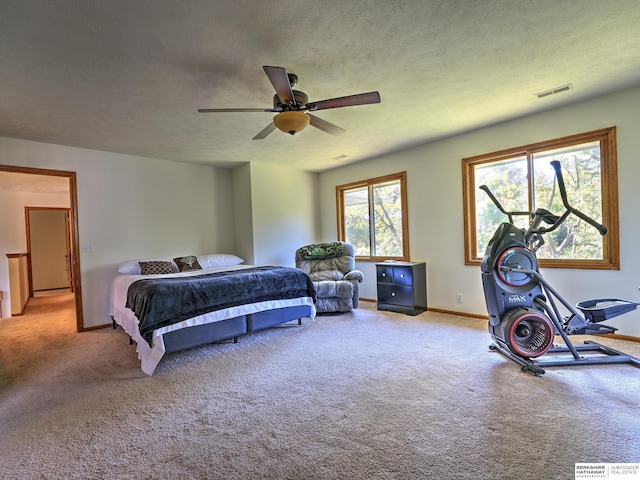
0 189 70 317
231 162 319 266
0 137 234 328
232 163 254 265
249 162 318 267
318 85 640 336
3 85 639 337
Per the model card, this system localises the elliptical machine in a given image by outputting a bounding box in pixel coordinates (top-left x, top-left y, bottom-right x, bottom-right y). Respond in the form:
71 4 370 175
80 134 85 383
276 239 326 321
481 160 640 375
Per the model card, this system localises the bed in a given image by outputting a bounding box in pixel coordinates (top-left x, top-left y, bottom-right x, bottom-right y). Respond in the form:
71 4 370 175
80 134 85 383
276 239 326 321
108 258 316 375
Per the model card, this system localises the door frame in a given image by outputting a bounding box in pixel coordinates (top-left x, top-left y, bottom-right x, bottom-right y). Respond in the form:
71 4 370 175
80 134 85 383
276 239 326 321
0 164 84 331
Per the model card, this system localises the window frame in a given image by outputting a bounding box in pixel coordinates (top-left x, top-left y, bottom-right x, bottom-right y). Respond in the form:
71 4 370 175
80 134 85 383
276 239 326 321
336 171 410 262
462 127 619 270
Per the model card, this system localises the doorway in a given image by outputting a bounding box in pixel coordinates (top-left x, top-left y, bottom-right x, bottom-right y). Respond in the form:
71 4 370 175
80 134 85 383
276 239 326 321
0 164 84 331
26 208 73 295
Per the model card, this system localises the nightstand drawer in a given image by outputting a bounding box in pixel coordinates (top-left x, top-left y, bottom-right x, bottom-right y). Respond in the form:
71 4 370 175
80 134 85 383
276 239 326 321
377 284 414 307
393 268 412 285
377 266 394 283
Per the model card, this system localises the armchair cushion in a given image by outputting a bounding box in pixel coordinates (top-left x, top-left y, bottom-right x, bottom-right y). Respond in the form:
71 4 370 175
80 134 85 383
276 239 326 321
315 280 353 299
309 269 344 281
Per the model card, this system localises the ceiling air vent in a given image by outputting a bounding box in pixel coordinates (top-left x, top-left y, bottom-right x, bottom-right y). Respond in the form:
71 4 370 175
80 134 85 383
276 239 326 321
535 83 573 99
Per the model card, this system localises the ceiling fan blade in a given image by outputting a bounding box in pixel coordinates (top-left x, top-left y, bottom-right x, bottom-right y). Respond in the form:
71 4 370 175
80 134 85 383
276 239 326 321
308 114 345 136
263 66 295 105
198 108 278 113
252 122 277 140
307 91 381 111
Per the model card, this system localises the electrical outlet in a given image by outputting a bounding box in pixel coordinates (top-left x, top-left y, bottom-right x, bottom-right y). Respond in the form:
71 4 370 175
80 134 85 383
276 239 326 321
456 293 463 303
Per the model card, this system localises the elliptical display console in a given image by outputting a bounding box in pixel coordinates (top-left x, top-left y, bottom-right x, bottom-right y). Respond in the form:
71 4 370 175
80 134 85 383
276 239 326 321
480 161 640 375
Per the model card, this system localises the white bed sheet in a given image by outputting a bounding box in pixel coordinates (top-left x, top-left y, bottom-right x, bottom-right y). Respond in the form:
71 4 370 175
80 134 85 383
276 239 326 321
108 265 316 375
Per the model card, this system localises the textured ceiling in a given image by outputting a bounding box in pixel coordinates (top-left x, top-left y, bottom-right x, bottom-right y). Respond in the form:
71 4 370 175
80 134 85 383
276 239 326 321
1 0 640 174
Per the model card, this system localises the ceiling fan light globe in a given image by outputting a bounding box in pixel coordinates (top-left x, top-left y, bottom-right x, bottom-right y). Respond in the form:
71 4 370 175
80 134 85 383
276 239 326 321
273 111 310 136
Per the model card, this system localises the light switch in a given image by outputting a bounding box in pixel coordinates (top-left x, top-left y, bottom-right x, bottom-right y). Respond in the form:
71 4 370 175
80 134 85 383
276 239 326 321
81 244 95 253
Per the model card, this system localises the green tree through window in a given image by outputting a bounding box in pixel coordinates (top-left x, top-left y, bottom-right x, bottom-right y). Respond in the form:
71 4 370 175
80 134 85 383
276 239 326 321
337 172 409 261
462 127 619 270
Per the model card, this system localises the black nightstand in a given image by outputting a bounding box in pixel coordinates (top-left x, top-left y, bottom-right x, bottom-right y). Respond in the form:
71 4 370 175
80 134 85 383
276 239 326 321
376 262 427 315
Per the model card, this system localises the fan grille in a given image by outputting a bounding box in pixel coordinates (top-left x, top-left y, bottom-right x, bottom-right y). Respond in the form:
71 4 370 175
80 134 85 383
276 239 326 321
506 310 554 358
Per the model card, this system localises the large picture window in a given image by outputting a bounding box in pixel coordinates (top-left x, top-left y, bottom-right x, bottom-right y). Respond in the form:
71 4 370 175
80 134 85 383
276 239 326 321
337 172 409 261
462 127 619 269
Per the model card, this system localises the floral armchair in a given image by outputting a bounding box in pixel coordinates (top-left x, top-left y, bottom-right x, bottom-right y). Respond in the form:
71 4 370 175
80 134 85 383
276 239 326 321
295 241 364 313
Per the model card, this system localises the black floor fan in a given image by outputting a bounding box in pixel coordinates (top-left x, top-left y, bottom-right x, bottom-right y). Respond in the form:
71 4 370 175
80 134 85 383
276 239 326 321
480 160 640 375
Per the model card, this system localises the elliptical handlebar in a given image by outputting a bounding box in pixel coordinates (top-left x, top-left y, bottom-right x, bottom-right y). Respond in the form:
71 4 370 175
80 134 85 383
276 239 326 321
478 184 531 225
480 161 608 238
549 161 608 236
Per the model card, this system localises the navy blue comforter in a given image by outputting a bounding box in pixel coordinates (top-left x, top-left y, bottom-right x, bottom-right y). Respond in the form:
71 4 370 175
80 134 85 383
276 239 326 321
126 266 316 346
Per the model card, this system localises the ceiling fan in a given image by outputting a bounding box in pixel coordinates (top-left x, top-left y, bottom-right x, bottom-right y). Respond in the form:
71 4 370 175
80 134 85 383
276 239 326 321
198 66 381 140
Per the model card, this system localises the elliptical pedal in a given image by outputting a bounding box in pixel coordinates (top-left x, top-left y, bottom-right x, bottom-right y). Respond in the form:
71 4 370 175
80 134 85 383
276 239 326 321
576 298 639 323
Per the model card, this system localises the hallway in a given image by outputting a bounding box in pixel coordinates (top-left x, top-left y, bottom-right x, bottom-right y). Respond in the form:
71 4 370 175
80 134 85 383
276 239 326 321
0 290 77 388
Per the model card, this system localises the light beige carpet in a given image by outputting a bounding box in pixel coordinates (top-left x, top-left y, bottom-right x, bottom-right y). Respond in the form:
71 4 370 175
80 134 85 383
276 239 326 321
1 292 639 479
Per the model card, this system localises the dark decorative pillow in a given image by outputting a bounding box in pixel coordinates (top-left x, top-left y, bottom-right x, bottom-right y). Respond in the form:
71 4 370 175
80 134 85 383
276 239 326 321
173 255 202 272
139 261 174 275
298 242 344 260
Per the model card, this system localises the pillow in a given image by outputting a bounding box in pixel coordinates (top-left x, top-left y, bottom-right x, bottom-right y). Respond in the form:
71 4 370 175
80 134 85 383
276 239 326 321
173 255 202 272
118 260 142 275
139 261 175 275
118 259 176 275
197 254 244 268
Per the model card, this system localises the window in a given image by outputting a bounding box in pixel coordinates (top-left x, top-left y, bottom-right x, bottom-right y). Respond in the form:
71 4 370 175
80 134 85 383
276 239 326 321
462 127 619 269
337 172 409 261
